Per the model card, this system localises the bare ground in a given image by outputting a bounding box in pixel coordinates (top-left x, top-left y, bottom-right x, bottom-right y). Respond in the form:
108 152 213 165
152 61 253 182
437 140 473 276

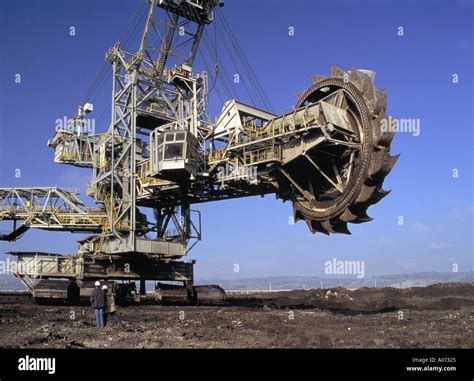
0 283 472 348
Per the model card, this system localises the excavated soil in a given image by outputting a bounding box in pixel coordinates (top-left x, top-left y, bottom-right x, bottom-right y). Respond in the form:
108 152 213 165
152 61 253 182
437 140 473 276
0 283 472 348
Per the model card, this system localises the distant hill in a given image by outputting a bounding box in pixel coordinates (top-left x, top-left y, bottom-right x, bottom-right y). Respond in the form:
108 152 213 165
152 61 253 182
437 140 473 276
0 271 472 292
195 272 474 290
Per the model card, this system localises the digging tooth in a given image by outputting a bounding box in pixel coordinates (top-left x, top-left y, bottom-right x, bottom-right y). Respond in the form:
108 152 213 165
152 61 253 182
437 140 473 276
373 88 387 115
372 112 385 146
293 205 304 222
373 153 399 182
339 208 359 223
306 218 317 234
372 111 395 147
381 130 396 148
368 149 385 177
311 74 328 84
384 153 400 173
312 220 330 235
348 67 365 93
330 66 347 79
352 199 374 217
358 69 376 83
382 119 396 146
361 79 377 114
331 221 351 235
368 187 391 205
295 213 304 222
353 69 372 93
353 215 374 224
348 68 377 114
349 205 374 223
355 184 376 204
353 184 390 215
320 220 335 234
368 148 399 181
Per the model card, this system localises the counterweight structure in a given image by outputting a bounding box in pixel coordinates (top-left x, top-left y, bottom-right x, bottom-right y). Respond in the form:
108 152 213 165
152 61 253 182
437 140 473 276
0 0 397 304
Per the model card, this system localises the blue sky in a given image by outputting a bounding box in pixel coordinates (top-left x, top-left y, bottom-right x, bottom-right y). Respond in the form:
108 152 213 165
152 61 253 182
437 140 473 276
0 0 472 280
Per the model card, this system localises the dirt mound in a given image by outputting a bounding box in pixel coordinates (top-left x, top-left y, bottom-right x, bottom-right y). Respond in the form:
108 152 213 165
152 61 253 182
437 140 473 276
229 283 473 313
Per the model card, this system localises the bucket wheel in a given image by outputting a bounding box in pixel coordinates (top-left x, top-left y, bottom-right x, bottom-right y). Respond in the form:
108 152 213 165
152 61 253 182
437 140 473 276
286 67 399 234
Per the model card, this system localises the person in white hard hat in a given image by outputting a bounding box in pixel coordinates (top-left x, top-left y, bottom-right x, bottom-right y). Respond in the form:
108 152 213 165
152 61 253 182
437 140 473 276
90 281 105 328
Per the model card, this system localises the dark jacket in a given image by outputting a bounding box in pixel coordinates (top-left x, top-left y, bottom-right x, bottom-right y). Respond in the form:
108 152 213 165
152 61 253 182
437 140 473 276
90 288 105 309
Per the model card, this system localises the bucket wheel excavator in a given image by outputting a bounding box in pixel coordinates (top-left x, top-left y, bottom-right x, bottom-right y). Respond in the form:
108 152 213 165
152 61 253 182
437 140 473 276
0 0 397 305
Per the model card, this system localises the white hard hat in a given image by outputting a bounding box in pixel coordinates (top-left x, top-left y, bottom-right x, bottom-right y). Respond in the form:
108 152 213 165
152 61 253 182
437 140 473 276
94 281 100 287
102 285 108 290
